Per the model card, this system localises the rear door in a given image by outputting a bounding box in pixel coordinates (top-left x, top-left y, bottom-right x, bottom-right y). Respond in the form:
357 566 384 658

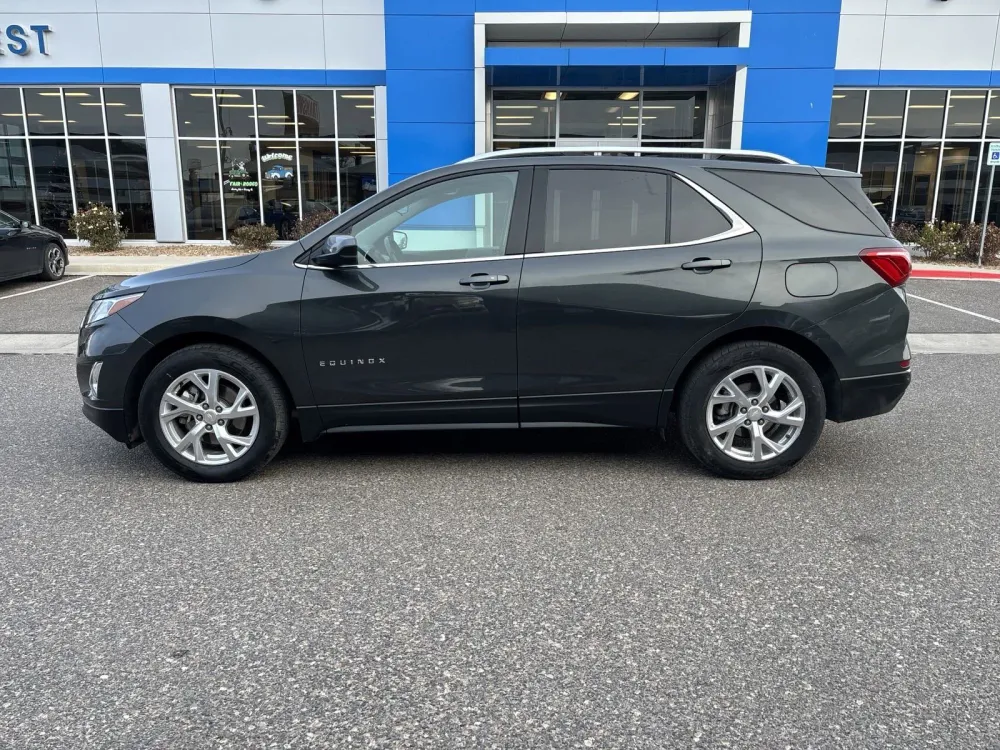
516 165 763 427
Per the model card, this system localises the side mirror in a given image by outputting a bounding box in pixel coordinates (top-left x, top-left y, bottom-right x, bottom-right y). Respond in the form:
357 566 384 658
392 230 408 250
20 220 30 230
312 234 359 268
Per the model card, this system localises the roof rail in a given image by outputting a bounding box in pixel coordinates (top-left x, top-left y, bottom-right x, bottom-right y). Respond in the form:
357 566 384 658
461 146 797 165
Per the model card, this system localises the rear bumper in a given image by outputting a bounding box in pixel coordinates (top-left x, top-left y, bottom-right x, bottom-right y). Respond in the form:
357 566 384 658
829 369 911 423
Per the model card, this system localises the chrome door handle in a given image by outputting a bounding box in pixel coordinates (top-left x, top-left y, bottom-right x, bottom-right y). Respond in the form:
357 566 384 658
681 258 732 272
460 273 510 287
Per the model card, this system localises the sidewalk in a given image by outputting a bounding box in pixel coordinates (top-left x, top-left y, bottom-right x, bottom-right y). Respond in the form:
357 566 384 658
67 254 227 276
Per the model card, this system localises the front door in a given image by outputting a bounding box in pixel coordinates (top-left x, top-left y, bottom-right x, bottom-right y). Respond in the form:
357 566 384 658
300 167 532 430
516 165 763 427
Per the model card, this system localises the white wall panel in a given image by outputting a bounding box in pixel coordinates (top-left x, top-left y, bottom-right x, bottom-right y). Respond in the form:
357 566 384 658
881 15 997 70
3 0 96 10
97 0 208 11
151 190 185 243
210 0 322 14
836 14 885 70
146 138 181 192
323 0 383 13
324 15 385 70
886 0 1000 15
842 0 886 14
99 14 214 68
3 14 102 67
140 84 175 140
213 14 325 69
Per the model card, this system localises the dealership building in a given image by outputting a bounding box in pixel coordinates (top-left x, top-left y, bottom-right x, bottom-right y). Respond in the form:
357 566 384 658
1 0 1000 243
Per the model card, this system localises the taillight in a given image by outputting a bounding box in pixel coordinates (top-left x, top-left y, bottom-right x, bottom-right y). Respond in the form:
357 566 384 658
860 247 911 288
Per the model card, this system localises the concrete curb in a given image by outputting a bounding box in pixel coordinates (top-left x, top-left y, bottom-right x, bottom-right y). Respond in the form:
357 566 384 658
911 266 1000 280
66 255 229 276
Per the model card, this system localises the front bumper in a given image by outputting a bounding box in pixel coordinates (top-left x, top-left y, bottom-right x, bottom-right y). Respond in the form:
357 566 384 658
829 369 911 423
77 313 153 445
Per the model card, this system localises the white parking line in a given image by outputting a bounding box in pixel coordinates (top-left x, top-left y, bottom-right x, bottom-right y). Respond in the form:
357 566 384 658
909 333 1000 354
908 294 1000 325
0 275 95 302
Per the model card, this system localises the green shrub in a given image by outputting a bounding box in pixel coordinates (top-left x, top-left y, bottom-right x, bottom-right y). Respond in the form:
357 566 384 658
291 209 338 240
891 222 920 245
230 224 278 252
68 203 124 252
916 222 965 262
958 223 1000 266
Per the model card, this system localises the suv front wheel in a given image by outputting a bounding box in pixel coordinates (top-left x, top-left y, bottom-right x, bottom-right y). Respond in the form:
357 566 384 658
677 341 826 480
138 344 289 482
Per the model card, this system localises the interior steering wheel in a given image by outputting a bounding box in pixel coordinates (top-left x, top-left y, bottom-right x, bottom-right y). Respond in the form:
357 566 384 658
357 233 403 265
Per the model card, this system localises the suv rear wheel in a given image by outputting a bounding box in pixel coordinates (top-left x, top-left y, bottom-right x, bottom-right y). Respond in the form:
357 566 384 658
138 344 289 482
677 341 825 480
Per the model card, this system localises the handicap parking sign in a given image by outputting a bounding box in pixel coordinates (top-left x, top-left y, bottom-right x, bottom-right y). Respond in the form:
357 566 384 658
989 142 1000 166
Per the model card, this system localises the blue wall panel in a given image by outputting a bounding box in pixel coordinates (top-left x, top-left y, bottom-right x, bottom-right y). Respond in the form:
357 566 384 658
747 13 839 70
385 15 474 69
387 122 476 176
743 69 835 124
385 70 475 123
741 121 832 165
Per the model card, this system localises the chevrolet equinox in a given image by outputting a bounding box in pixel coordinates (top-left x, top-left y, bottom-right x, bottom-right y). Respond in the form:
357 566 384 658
78 148 912 482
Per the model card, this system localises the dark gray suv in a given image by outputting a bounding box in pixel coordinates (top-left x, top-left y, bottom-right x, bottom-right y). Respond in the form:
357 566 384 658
78 148 911 482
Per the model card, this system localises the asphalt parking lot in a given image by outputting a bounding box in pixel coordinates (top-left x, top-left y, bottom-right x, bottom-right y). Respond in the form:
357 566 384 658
1 276 999 748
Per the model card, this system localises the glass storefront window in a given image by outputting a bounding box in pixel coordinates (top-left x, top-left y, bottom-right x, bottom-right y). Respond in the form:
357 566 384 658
30 139 73 234
936 142 981 224
216 88 256 139
829 90 865 140
110 139 153 239
825 142 860 173
25 88 66 137
493 139 556 151
561 91 639 139
640 92 706 140
70 139 112 211
299 141 338 216
492 91 557 140
828 87 1000 224
946 91 987 139
220 140 261 237
260 141 298 238
865 90 906 139
179 140 223 240
175 88 217 138
297 90 336 139
175 87 379 240
64 88 105 136
905 90 946 139
256 89 296 139
336 90 375 139
896 142 940 224
0 86 151 238
104 87 145 138
338 141 377 211
0 89 24 137
0 139 32 221
859 142 900 224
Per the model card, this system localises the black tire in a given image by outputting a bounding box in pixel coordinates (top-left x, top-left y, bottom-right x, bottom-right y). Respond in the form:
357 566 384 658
137 344 289 482
677 340 826 480
38 243 66 281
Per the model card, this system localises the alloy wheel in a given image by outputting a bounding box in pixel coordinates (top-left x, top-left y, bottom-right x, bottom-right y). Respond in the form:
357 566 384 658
706 365 806 463
47 246 65 277
158 369 259 465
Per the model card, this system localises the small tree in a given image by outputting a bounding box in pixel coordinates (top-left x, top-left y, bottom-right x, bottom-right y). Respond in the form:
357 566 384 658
230 223 278 252
69 203 124 252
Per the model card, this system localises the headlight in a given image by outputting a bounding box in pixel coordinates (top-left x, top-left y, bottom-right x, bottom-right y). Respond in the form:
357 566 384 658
84 293 143 327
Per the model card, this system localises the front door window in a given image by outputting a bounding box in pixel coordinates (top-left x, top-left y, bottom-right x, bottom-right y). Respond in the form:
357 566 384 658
351 171 519 265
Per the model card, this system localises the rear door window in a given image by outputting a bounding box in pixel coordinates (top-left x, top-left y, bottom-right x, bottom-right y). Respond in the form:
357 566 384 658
542 169 668 252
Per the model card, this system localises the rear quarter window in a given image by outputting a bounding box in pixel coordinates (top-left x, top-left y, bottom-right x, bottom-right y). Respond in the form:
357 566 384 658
709 169 887 237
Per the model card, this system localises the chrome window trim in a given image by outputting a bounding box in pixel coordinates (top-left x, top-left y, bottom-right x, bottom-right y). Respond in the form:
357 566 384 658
295 254 517 271
296 172 754 270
